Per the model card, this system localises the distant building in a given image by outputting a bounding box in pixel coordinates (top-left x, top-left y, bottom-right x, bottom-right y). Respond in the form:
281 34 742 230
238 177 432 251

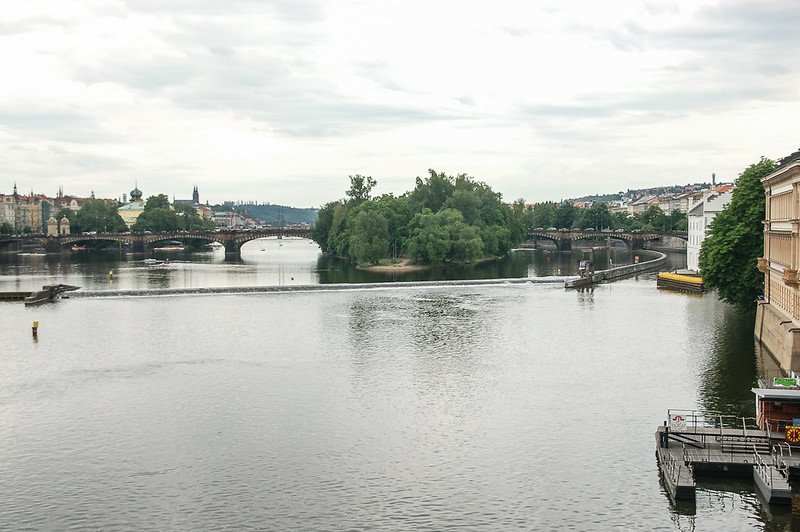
686 189 733 272
173 185 210 220
118 185 145 228
0 184 50 233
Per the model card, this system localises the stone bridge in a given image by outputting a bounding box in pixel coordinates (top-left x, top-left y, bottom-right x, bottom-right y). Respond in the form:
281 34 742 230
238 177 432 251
527 229 688 251
0 228 313 256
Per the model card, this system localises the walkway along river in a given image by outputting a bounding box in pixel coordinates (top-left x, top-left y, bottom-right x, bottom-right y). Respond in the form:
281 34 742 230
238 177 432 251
0 239 787 529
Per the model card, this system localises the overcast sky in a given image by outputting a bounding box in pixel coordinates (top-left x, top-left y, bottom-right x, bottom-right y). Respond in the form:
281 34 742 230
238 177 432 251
2 1 799 206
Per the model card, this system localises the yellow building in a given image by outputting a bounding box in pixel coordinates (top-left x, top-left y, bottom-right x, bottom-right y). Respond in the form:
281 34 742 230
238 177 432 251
756 150 800 371
118 186 145 228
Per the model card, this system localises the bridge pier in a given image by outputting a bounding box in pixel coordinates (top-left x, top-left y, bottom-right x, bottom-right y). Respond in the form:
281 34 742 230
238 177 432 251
223 239 240 256
44 238 62 255
558 239 572 252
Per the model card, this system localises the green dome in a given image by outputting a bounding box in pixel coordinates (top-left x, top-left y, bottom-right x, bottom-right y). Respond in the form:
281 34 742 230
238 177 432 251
130 186 142 199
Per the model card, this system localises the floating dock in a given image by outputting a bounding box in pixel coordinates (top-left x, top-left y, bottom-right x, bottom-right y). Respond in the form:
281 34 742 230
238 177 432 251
656 410 797 505
656 272 704 293
0 284 80 306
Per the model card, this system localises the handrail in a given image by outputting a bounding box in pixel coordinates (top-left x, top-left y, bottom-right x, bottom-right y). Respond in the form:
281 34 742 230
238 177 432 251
754 446 773 489
666 410 761 431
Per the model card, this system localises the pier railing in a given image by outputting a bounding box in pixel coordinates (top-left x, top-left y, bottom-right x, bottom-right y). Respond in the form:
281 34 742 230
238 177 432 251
666 409 761 432
660 444 688 486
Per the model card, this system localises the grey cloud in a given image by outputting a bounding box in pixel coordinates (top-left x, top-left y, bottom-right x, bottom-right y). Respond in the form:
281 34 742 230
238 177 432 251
0 15 72 36
122 0 325 22
7 144 128 174
79 54 201 90
74 34 455 138
0 109 116 144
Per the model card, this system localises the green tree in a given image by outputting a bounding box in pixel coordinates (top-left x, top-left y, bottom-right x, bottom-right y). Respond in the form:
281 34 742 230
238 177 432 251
610 212 631 230
0 221 12 234
174 203 213 231
75 200 127 233
348 208 390 264
639 206 667 231
132 207 179 232
374 194 412 258
328 202 351 257
700 158 776 308
312 201 339 253
531 202 557 228
553 203 577 228
576 203 612 230
668 210 688 231
346 174 376 204
408 170 455 212
407 208 483 264
145 194 171 210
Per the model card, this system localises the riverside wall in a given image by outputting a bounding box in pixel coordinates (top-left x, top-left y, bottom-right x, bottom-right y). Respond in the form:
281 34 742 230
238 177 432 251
565 251 667 289
755 302 800 373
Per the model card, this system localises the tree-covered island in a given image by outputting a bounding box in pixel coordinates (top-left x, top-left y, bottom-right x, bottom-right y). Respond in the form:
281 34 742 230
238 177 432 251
312 171 527 268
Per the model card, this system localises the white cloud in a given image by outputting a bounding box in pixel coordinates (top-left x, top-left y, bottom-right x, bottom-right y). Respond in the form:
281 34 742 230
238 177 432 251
1 0 799 205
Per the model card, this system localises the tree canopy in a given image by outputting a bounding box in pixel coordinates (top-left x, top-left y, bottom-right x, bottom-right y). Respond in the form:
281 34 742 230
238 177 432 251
132 195 214 232
313 170 522 266
74 200 127 233
699 158 776 308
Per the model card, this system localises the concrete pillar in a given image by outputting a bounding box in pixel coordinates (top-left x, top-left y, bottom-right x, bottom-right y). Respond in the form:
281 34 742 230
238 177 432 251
223 238 239 256
131 237 145 254
44 237 62 254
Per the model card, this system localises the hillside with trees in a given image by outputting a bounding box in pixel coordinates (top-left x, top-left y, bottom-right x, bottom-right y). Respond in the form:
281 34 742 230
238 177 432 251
525 201 687 231
220 203 318 226
312 171 526 266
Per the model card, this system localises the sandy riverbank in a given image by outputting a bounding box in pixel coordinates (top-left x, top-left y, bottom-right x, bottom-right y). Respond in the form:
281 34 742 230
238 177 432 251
357 258 429 272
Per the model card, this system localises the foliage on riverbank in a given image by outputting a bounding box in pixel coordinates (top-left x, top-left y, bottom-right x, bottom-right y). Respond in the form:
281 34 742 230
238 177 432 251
132 194 215 232
700 158 776 308
311 171 527 265
525 201 687 231
57 200 127 234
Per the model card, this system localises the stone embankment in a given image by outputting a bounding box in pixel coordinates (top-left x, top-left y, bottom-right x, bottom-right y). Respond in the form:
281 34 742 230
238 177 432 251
564 251 667 289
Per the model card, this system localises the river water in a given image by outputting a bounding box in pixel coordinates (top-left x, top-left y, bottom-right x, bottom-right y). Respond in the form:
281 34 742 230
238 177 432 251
0 239 790 530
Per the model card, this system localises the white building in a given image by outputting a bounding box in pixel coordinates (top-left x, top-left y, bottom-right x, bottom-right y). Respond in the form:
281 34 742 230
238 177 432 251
686 189 733 272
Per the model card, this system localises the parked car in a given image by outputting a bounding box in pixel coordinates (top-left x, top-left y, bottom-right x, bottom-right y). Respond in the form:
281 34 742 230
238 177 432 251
584 227 594 231
615 228 625 233
547 227 557 231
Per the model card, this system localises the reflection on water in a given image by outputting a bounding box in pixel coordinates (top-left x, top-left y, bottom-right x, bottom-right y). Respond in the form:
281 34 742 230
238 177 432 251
9 243 793 528
0 239 684 291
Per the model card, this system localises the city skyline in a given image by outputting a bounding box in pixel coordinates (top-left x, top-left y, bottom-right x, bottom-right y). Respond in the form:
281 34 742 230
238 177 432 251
2 1 799 206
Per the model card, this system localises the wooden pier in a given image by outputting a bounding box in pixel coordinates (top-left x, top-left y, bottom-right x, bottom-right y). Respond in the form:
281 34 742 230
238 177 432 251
656 410 798 505
0 284 80 306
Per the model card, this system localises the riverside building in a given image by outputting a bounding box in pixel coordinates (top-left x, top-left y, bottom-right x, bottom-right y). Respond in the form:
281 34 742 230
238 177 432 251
756 149 800 371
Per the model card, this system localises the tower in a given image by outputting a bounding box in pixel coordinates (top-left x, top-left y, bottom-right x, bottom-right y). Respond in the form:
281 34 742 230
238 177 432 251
192 185 199 205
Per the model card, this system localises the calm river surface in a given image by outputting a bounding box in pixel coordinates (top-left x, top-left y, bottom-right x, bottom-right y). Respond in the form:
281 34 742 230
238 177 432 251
0 239 790 530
